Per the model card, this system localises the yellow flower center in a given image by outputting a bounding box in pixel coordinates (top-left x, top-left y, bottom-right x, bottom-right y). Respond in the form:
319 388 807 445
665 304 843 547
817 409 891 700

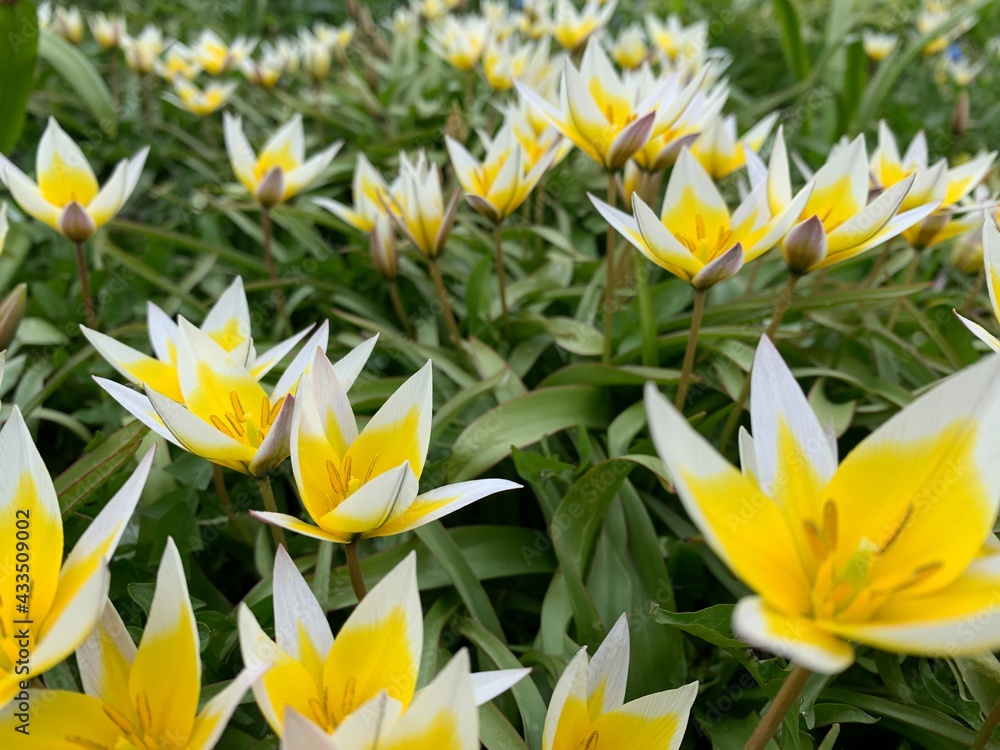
674 214 733 263
325 453 380 504
66 693 164 749
209 390 285 448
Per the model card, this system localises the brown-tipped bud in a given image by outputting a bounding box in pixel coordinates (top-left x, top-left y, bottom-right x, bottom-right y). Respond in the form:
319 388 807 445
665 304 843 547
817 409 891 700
0 283 27 351
370 213 398 280
59 201 96 243
952 89 970 136
256 167 286 208
692 243 744 289
780 215 828 275
911 212 951 250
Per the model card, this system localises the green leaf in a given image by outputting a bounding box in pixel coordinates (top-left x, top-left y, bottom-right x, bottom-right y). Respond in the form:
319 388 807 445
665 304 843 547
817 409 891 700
773 0 811 81
55 421 147 516
809 703 878 728
447 385 613 482
0 0 38 152
480 703 531 750
38 29 117 137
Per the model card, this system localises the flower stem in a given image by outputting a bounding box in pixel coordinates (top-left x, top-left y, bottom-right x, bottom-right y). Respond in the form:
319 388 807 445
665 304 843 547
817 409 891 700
255 475 287 549
603 170 617 364
313 540 333 608
719 273 799 451
213 465 251 545
74 241 97 329
261 207 289 331
389 280 413 337
744 664 811 750
635 251 658 367
887 251 920 330
428 255 463 350
675 288 705 409
345 537 368 602
973 695 1000 750
494 222 510 337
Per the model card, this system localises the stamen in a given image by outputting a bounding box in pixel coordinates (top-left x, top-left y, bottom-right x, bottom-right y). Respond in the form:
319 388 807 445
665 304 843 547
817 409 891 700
877 503 913 555
230 391 245 420
584 731 600 750
261 396 270 429
268 396 285 425
226 413 245 437
822 500 838 550
342 675 357 716
327 460 345 494
364 454 380 483
695 214 706 241
343 455 353 485
308 696 329 729
802 520 827 561
137 692 152 730
210 415 235 438
102 705 134 735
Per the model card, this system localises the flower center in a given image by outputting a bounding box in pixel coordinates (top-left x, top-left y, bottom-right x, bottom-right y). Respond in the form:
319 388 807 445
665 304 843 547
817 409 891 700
325 453 380 506
209 390 284 448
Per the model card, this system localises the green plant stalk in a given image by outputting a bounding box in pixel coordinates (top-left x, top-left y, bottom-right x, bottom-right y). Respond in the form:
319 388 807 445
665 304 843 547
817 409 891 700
675 288 705 409
634 251 658 367
428 255 463 349
256 475 287 549
972 694 1000 750
720 273 799 451
213 465 251 545
494 222 510 337
345 537 368 602
744 665 811 750
887 251 920 329
313 540 333 607
389 279 413 337
74 241 97 329
603 170 617 364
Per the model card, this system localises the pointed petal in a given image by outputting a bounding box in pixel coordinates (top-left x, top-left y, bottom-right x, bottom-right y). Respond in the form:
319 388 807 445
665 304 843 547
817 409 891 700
94 378 182 446
82 326 183 401
77 600 137 715
188 664 271 750
370 478 520 537
271 320 330 399
587 680 699 750
146 386 256 466
320 462 419 537
202 276 251 351
251 324 315 380
587 613 629 715
273 545 334 669
471 668 532 706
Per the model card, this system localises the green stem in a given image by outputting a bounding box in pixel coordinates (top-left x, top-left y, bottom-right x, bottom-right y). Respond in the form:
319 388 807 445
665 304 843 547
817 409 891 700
635 251 658 367
744 665 811 750
973 694 1000 750
675 288 705 409
255 475 287 549
345 538 368 602
389 279 413 337
428 255 463 350
603 170 617 364
719 273 799 451
313 540 333 608
887 251 920 330
494 222 510 337
74 241 97 329
213 465 251 545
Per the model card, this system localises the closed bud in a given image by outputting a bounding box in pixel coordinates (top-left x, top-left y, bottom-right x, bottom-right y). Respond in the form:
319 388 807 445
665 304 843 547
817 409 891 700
781 215 828 275
370 213 398 280
59 201 96 243
911 212 951 250
256 167 286 207
952 89 970 136
0 283 27 351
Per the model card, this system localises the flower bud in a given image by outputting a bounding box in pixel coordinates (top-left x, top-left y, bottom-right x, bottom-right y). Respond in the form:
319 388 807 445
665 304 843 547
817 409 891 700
59 201 96 243
780 215 828 275
256 167 286 208
0 283 27 351
370 213 398 280
952 89 970 136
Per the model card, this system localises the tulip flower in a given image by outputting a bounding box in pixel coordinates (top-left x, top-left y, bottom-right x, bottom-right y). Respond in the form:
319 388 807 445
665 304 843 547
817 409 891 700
0 410 153 708
957 219 1000 350
156 42 202 82
0 283 27 352
544 614 698 748
610 23 649 69
551 0 616 51
240 549 527 737
95 318 375 478
122 25 164 74
516 40 705 172
768 129 940 274
861 30 897 61
89 12 126 50
82 276 325 404
369 211 399 282
51 5 83 44
645 13 707 64
300 30 332 85
279 650 479 750
241 52 284 89
0 538 267 748
428 15 489 71
870 121 995 250
0 117 148 327
314 21 355 53
482 36 532 91
417 0 460 20
648 336 1000 676
191 29 257 74
689 111 779 180
253 352 520 549
171 79 237 116
313 153 391 234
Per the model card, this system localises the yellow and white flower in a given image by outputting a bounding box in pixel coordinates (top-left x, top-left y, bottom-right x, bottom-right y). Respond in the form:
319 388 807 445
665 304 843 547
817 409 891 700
0 410 153 707
447 121 557 223
300 30 332 84
861 30 897 61
386 150 460 258
516 39 706 171
279 650 479 750
768 128 940 273
171 79 237 116
51 5 83 44
89 12 126 50
314 21 355 52
254 352 520 542
870 120 995 249
0 117 148 243
610 23 649 69
0 538 267 748
241 47 286 89
417 0 460 21
156 42 202 82
122 25 164 74
95 316 376 477
0 203 8 255
592 147 812 288
504 97 573 172
544 614 698 748
223 113 342 207
83 276 327 404
240 550 527 737
429 15 490 71
314 153 391 234
689 111 778 180
645 13 707 65
552 0 616 52
957 219 1000 351
370 211 398 280
482 36 533 91
945 55 983 87
647 336 1000 674
191 29 257 75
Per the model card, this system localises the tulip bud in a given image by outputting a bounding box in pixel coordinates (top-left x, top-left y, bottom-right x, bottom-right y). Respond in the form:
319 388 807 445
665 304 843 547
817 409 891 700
692 243 744 289
256 167 286 208
59 201 96 243
952 89 970 136
781 215 828 275
0 283 27 351
370 213 398 280
910 212 951 250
